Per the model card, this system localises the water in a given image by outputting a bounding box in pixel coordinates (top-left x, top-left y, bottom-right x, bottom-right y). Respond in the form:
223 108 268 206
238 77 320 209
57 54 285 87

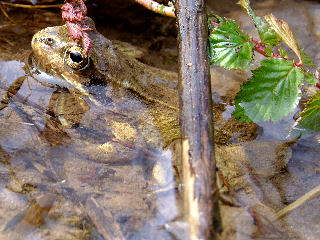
0 2 320 240
0 56 183 239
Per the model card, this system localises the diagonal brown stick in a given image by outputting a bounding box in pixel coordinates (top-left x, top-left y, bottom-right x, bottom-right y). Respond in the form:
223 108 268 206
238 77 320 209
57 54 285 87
134 0 176 18
176 0 220 238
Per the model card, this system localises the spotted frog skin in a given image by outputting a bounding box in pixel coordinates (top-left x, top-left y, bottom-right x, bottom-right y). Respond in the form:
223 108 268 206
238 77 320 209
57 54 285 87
31 17 180 150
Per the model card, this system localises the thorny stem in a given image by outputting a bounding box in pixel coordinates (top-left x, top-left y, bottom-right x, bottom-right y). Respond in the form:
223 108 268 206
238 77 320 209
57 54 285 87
250 39 308 74
133 0 176 18
250 39 283 59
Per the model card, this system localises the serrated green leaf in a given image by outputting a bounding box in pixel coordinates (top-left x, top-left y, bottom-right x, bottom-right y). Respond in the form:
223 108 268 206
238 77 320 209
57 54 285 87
235 58 304 122
233 104 253 122
294 92 320 132
304 72 317 85
238 0 281 47
209 18 254 70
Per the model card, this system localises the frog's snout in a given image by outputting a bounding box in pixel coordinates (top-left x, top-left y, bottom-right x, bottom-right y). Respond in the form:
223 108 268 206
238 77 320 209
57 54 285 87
31 36 37 45
31 32 41 52
31 34 37 48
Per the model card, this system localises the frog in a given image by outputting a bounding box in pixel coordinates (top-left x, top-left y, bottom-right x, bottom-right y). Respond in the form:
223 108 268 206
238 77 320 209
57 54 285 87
30 18 184 204
31 17 181 155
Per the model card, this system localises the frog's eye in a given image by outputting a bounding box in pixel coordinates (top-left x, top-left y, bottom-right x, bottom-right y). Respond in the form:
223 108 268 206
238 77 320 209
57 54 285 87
65 46 89 70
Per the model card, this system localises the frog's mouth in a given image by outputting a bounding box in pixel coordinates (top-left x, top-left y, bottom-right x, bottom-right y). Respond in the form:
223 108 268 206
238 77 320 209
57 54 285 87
27 52 77 88
28 52 42 73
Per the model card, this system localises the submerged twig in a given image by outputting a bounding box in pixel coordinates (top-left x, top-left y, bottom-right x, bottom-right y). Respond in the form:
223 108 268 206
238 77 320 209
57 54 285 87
273 184 320 221
0 3 16 23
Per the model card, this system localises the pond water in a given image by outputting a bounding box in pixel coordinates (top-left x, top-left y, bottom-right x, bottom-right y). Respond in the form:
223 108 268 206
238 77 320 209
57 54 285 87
0 51 182 240
0 1 320 240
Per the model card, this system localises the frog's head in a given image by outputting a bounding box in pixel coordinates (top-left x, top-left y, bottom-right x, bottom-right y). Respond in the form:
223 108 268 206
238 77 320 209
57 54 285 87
31 18 120 86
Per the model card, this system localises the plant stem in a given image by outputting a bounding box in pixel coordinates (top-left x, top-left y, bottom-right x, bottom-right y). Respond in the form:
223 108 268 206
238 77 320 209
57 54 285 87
272 184 320 221
133 0 176 18
250 39 283 59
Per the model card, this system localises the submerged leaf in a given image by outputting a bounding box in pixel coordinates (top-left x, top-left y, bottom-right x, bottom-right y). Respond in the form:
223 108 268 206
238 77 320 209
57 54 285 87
235 58 304 122
238 0 281 46
209 17 254 70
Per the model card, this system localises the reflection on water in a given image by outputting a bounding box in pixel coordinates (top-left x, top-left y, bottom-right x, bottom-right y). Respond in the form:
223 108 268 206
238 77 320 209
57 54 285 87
0 59 182 240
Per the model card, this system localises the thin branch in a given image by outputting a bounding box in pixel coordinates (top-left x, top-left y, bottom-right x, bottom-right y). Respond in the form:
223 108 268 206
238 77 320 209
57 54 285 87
134 0 176 18
0 2 61 9
0 3 16 23
272 184 320 221
250 39 306 68
250 39 283 59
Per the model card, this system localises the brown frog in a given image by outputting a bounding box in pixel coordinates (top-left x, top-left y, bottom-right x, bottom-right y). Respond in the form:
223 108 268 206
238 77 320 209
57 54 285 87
31 18 180 154
30 17 257 151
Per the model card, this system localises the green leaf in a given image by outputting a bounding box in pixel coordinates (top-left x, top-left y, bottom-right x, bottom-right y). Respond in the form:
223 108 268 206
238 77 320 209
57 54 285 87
235 58 304 122
233 104 253 122
265 46 273 57
304 72 317 85
294 92 320 132
208 14 223 31
209 17 254 70
299 47 315 67
238 0 281 47
279 48 288 59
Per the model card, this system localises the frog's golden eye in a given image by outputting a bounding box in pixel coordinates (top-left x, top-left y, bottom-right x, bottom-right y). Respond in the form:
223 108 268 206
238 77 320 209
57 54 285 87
65 46 89 70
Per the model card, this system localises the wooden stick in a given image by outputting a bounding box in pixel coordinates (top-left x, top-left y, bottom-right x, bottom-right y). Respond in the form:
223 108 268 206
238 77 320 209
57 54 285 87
176 0 220 238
